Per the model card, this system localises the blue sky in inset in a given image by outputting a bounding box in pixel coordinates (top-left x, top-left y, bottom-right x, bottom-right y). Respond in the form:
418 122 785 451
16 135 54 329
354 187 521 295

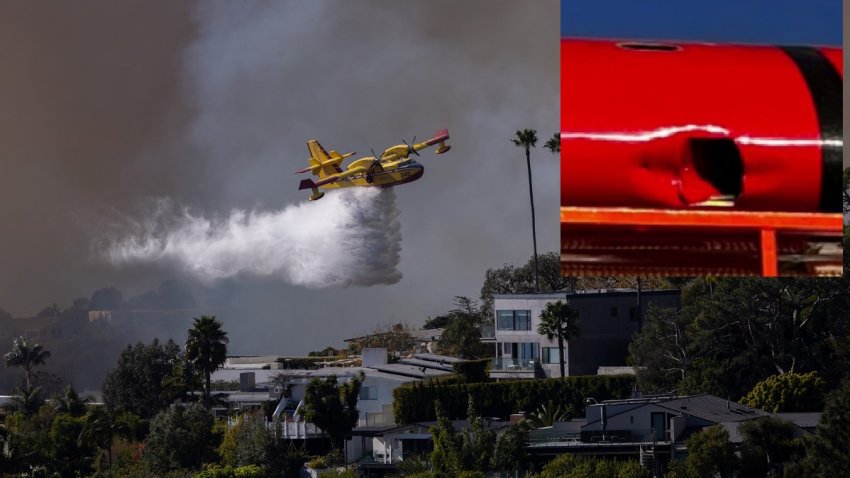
562 0 842 45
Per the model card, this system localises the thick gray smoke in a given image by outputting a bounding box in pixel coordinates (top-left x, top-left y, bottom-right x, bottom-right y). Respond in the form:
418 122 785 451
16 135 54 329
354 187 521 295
0 0 559 359
107 188 401 287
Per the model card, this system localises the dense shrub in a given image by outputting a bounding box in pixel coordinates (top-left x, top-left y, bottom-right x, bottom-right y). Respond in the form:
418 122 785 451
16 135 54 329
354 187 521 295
195 465 264 478
452 359 490 383
740 371 825 412
393 375 636 424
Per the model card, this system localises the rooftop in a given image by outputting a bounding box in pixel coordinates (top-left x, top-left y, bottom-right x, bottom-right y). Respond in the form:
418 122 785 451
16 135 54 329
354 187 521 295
494 289 680 300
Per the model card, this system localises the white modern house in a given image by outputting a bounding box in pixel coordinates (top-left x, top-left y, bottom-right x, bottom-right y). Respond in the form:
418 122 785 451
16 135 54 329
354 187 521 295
483 289 681 379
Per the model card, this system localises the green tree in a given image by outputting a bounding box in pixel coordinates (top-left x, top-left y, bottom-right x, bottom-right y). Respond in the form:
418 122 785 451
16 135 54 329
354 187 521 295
430 401 462 477
302 373 363 451
79 406 129 473
102 338 182 418
4 386 45 417
185 315 229 409
49 413 94 477
1 405 56 474
512 128 541 292
537 300 580 378
218 411 270 468
799 380 850 476
738 416 803 478
143 402 215 473
459 396 495 472
628 305 697 394
437 314 486 359
683 426 739 478
740 371 825 412
543 131 560 154
535 454 649 478
490 422 529 473
4 336 51 389
629 278 850 400
52 385 89 417
479 252 569 318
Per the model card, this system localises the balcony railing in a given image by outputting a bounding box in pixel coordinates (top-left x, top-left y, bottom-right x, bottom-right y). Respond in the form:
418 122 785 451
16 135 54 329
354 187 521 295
491 357 537 371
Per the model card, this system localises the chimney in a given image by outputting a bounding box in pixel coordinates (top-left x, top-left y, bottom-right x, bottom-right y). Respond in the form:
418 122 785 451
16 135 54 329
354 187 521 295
362 348 388 368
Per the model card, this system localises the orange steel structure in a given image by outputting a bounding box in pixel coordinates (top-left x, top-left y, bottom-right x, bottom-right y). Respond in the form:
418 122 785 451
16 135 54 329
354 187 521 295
561 207 842 277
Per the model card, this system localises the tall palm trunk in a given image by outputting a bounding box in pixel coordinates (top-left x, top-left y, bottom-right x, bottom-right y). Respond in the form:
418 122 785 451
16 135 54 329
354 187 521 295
205 372 211 408
525 148 540 292
557 332 565 378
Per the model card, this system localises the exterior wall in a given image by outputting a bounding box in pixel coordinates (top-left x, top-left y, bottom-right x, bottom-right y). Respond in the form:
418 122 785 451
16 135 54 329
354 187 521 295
357 375 401 423
491 290 680 378
584 403 675 442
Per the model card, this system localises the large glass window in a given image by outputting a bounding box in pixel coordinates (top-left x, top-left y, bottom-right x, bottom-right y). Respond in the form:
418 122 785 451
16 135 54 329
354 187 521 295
496 310 532 331
497 311 515 330
542 347 561 364
519 342 536 360
359 386 377 400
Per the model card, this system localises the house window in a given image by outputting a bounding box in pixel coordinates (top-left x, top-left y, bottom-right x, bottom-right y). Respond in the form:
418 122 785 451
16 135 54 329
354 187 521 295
542 347 561 364
359 386 377 400
629 306 639 322
503 342 537 360
610 306 618 317
496 310 532 331
519 342 536 360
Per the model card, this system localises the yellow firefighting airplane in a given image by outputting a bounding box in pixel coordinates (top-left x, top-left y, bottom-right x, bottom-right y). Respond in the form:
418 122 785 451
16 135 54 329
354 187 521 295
296 129 450 201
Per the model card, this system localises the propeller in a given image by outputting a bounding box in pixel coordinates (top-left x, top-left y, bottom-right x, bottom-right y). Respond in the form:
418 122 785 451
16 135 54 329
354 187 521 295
366 148 381 184
402 136 420 157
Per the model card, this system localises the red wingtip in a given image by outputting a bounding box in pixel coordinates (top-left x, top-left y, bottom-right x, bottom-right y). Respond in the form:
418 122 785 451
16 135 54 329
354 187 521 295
425 128 450 146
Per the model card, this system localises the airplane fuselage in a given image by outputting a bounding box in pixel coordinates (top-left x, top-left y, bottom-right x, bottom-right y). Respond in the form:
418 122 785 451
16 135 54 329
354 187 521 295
321 159 424 189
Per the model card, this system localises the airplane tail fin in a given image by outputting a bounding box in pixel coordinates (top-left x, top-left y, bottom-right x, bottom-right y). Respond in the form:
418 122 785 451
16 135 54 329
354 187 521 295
297 140 354 180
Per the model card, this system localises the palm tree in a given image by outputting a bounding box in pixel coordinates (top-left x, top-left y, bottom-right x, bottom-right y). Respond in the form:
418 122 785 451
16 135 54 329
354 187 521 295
512 128 540 291
537 300 580 378
79 407 127 472
526 400 573 428
544 132 560 154
53 385 90 416
3 336 51 389
4 386 44 416
185 315 229 408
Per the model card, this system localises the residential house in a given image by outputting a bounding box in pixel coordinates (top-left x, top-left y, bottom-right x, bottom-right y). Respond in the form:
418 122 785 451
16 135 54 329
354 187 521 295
528 393 814 477
209 348 459 451
484 290 681 379
349 418 510 476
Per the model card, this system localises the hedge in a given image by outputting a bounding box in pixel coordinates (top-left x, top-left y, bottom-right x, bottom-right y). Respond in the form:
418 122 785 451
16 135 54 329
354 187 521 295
393 375 636 425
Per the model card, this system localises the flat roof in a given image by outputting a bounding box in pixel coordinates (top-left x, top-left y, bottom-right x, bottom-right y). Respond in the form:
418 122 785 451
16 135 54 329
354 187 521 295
494 289 680 299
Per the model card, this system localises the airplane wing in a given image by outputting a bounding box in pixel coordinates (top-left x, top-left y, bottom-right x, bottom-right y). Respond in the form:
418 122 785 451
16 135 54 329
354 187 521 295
416 128 451 155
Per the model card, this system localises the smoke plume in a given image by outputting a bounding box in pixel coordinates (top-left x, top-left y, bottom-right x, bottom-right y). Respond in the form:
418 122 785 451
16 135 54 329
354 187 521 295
107 188 402 287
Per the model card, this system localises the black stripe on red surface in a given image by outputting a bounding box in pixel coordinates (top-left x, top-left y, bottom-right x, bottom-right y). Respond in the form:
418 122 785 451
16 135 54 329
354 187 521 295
779 46 843 213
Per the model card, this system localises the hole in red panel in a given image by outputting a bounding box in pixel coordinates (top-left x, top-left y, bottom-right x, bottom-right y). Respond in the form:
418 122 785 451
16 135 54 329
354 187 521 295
618 42 681 52
680 138 744 205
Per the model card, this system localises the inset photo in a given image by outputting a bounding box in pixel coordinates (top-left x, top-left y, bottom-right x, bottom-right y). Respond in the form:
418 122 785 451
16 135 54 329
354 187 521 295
560 1 844 276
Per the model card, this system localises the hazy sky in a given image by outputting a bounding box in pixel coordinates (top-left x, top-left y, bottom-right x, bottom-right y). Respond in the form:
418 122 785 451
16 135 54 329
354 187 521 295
0 1 559 354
